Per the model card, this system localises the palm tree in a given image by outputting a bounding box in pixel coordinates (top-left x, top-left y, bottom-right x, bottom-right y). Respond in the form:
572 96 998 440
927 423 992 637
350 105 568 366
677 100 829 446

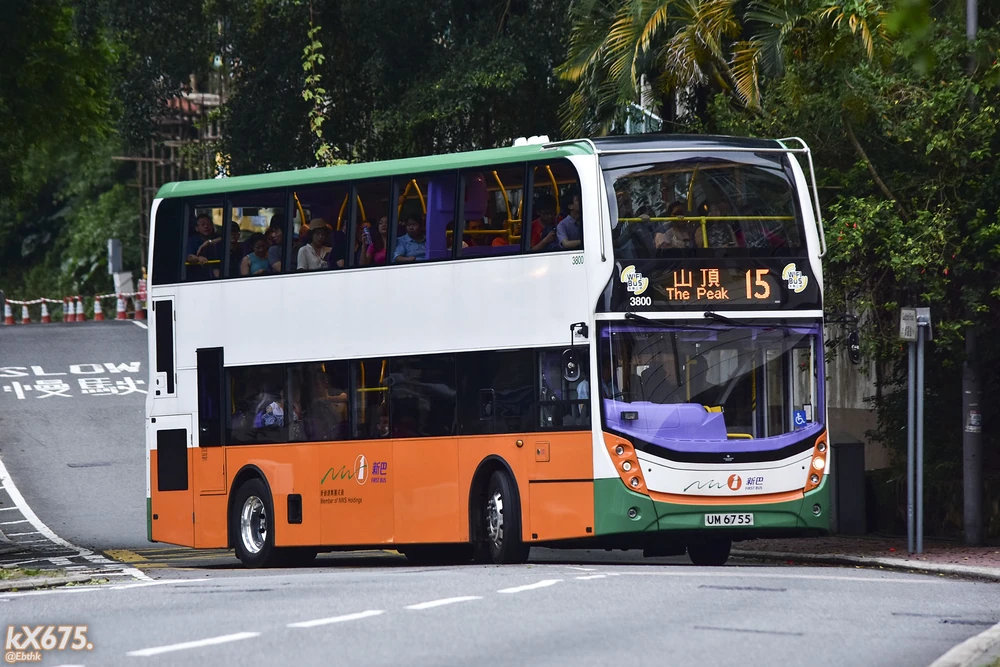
557 0 891 136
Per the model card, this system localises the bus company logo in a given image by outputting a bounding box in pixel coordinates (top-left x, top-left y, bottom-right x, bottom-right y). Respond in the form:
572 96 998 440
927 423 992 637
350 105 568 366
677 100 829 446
781 263 809 293
620 265 649 295
354 455 368 485
370 461 388 484
727 474 742 491
320 465 353 485
744 476 764 491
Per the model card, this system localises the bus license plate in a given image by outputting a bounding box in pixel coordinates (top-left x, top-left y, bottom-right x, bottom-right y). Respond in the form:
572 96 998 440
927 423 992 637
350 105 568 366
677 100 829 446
704 513 754 527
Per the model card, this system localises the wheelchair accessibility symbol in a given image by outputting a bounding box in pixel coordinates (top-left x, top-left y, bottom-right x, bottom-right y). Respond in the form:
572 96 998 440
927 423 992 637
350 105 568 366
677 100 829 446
793 410 807 428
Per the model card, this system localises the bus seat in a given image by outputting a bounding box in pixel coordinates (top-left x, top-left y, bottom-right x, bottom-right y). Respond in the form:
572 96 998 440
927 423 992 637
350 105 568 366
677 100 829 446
425 177 455 261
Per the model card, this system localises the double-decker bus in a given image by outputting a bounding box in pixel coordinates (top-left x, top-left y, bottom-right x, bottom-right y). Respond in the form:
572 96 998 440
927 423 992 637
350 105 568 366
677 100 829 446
145 134 829 568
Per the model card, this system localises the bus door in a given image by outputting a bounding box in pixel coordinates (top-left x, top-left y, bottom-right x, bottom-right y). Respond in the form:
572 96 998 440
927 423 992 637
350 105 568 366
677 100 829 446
149 414 194 546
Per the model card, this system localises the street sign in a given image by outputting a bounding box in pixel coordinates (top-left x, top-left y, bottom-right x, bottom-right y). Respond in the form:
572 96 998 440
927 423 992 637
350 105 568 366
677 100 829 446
899 308 917 341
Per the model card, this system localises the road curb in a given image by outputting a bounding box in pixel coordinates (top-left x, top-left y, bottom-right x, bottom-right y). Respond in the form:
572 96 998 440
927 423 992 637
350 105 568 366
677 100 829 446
929 620 1000 667
732 549 1000 582
0 574 104 592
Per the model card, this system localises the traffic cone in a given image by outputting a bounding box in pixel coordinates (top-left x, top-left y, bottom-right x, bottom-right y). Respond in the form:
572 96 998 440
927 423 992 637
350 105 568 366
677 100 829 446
4 301 14 325
21 304 30 324
93 297 104 321
116 294 127 320
64 298 75 323
41 302 51 324
75 296 85 322
134 295 145 321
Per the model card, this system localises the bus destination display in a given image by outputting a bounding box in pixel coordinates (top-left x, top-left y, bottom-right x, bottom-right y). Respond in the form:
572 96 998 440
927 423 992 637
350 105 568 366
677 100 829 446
604 259 821 311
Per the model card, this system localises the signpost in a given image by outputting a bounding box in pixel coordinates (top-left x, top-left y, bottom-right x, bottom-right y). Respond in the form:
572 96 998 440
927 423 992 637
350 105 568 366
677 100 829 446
900 307 931 553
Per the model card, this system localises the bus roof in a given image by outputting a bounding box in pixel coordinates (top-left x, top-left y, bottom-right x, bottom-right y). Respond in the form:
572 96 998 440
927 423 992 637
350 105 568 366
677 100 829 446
154 141 595 199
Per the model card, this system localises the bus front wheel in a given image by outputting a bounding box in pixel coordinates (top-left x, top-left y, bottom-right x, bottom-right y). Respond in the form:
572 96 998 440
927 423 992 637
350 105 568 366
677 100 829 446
232 478 280 568
687 537 732 566
484 470 529 565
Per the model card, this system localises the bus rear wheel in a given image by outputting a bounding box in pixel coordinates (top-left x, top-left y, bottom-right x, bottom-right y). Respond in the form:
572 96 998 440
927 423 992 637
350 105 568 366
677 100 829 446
484 470 529 565
687 537 732 566
232 478 280 568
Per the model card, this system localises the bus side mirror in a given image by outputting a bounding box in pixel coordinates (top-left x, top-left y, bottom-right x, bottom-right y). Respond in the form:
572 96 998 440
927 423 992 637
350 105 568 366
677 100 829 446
562 349 582 383
848 330 861 365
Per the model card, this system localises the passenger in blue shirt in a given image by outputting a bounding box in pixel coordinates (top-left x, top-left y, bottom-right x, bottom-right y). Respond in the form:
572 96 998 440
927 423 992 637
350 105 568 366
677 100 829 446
393 213 427 263
556 194 583 250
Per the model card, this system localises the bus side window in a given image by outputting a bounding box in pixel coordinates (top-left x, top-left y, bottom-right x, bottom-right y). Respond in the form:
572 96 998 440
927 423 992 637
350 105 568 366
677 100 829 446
538 349 590 429
456 350 533 435
227 365 288 445
183 204 224 282
352 359 391 439
152 198 183 285
290 361 349 442
388 356 457 438
527 159 583 253
458 166 523 258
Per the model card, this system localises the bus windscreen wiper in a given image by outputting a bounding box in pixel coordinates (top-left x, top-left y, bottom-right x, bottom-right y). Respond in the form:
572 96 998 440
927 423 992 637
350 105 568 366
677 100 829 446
704 311 745 327
624 312 661 326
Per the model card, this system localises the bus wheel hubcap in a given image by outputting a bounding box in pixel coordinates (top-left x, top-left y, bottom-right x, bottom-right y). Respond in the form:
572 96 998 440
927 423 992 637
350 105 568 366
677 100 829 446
241 495 267 554
486 490 504 547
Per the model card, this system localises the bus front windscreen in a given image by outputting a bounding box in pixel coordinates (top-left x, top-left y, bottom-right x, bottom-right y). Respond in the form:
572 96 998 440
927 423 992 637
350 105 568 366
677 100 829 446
599 323 823 455
603 152 805 258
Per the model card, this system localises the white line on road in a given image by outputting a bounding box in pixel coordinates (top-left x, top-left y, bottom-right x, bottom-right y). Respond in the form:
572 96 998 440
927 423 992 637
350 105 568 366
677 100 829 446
126 632 260 657
0 507 17 511
6 531 41 537
405 596 482 610
288 610 385 628
0 455 151 582
0 519 29 525
131 321 148 330
498 579 562 594
576 574 607 580
564 566 597 572
612 571 948 584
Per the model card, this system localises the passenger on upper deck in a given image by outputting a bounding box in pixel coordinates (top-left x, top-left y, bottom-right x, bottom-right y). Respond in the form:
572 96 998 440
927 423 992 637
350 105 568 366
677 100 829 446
266 216 284 272
694 201 738 248
556 191 583 250
393 213 427 263
186 214 217 279
652 201 695 250
241 233 271 276
297 219 331 271
360 216 390 266
530 194 560 252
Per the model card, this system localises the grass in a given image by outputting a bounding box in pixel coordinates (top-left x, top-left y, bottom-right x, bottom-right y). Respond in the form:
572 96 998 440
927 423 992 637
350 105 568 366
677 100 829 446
0 567 62 580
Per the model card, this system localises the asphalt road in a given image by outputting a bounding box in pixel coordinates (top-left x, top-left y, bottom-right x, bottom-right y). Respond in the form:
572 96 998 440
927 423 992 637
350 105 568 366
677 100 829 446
3 558 999 667
0 320 148 549
1 321 999 667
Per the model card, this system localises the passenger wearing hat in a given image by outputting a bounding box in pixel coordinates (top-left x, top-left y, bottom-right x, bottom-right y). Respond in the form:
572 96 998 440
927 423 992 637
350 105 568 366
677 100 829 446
297 218 332 271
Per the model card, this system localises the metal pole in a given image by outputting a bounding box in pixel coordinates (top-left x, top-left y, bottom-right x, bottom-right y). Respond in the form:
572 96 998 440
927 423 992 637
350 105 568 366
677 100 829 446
907 341 916 554
916 323 926 554
963 329 983 544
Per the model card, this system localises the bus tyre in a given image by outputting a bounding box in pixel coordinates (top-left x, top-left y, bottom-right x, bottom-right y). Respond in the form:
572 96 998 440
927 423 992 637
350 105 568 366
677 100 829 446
484 470 529 565
232 478 280 568
687 537 732 566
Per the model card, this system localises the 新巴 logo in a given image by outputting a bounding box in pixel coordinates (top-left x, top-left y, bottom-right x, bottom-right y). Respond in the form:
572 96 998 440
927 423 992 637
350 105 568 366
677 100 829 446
727 474 743 491
354 455 368 486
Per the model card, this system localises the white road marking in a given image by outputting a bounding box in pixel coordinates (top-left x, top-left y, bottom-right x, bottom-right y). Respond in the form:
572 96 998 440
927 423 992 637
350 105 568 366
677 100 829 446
131 321 148 330
0 455 150 582
576 574 607 580
0 507 17 511
498 579 562 594
6 531 41 537
126 632 260 657
405 596 482 610
0 519 29 525
288 610 385 628
564 566 597 572
612 571 948 584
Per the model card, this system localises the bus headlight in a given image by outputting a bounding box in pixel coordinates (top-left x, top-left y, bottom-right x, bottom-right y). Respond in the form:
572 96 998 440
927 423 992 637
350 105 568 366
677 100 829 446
622 461 632 472
812 457 825 471
810 474 819 485
615 445 625 456
630 477 640 488
817 442 827 453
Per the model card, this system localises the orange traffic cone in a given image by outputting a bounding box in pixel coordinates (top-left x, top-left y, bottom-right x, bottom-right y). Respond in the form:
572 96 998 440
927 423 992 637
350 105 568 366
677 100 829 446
21 304 30 324
41 302 51 324
4 301 14 325
64 298 75 323
93 297 104 321
75 296 85 322
134 294 145 320
116 295 127 320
